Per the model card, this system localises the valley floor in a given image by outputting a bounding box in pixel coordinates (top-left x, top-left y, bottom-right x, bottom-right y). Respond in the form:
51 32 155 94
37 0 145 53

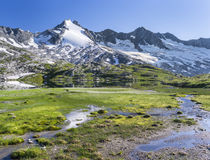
0 88 209 160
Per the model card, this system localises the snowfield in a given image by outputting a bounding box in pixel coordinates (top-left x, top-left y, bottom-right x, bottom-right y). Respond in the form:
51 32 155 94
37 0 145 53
121 51 158 64
107 39 138 52
105 37 210 75
140 39 210 75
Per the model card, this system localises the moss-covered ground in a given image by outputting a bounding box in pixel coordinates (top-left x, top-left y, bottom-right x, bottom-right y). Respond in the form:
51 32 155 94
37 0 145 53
192 95 210 111
0 88 178 135
0 88 209 159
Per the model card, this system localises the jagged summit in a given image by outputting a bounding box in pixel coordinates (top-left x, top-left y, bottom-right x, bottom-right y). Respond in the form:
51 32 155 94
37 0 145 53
56 19 76 29
63 19 72 27
35 19 92 48
134 26 147 32
184 38 210 49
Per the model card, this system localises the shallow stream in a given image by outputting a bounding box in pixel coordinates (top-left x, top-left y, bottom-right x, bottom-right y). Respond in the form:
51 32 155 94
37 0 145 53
130 95 210 159
0 105 100 160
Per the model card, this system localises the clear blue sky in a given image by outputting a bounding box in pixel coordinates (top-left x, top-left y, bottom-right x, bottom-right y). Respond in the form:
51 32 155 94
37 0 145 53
0 0 209 40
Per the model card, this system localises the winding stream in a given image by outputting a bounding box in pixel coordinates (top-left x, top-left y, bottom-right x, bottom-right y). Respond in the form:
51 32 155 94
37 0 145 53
0 95 209 160
130 95 210 159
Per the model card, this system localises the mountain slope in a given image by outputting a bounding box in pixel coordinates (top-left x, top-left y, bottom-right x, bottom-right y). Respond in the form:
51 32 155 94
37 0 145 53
0 19 210 76
94 26 210 76
33 20 151 65
0 39 55 79
95 27 167 51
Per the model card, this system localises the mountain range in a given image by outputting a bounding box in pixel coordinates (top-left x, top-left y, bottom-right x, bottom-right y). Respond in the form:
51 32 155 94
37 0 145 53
0 19 210 77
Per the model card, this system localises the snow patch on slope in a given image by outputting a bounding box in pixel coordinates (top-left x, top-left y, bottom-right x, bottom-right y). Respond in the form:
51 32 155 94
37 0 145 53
107 39 138 52
26 38 38 48
62 20 92 48
105 39 158 64
141 39 210 65
139 39 210 75
0 48 11 55
0 36 38 49
121 51 158 64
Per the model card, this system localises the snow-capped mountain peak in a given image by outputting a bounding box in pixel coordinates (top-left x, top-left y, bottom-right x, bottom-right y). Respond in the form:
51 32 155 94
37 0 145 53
63 19 73 28
61 19 92 47
1 19 210 76
35 19 93 48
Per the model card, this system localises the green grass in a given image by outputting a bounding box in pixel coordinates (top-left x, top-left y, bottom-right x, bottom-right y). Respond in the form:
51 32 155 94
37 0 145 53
0 88 178 135
50 113 161 160
192 95 210 111
0 87 175 159
164 74 210 88
0 87 208 159
155 88 210 95
0 105 65 134
173 118 196 126
0 137 24 146
36 138 53 146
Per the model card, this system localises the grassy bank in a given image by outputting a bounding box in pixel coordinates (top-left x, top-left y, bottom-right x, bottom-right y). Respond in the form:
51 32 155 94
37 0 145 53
0 88 178 135
192 95 210 111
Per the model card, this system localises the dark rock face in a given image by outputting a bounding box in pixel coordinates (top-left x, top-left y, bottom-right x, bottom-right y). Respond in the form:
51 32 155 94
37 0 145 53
129 27 167 50
183 38 210 49
35 29 62 45
158 32 210 50
96 27 210 51
35 21 67 45
162 33 182 43
95 29 118 44
95 27 167 51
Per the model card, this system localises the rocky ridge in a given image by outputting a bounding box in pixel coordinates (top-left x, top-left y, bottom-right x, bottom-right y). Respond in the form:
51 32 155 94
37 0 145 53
0 19 210 76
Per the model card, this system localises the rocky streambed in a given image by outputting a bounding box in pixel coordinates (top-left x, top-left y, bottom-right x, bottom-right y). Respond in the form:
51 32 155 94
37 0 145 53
130 95 210 160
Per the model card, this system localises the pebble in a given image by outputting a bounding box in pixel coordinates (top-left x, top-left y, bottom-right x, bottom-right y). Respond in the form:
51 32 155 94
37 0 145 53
178 151 188 156
28 139 33 144
41 146 46 150
198 128 205 131
196 115 202 118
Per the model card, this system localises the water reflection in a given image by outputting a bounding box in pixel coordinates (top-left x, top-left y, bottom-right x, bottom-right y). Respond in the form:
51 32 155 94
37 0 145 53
44 76 158 88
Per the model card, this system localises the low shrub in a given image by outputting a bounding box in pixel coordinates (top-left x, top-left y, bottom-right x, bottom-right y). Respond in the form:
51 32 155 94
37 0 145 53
11 147 46 159
36 138 53 146
0 137 24 146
